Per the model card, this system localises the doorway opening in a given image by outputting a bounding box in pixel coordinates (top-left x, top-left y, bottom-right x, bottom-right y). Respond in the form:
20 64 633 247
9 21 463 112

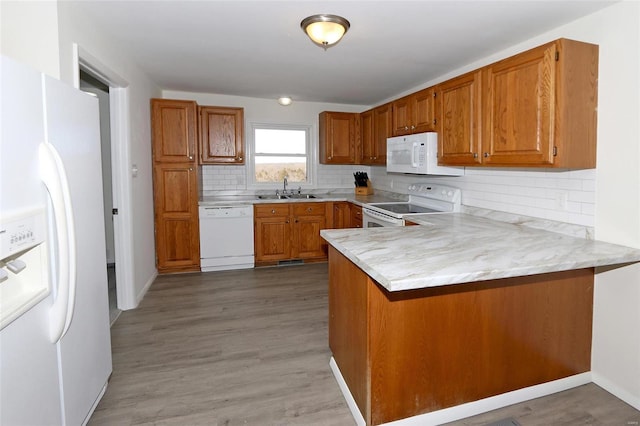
79 69 119 324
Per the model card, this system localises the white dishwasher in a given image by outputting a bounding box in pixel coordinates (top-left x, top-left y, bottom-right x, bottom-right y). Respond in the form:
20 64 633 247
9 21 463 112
199 205 254 272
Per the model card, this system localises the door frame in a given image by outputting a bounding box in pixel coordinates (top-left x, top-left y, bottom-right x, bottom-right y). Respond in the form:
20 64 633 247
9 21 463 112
72 43 136 310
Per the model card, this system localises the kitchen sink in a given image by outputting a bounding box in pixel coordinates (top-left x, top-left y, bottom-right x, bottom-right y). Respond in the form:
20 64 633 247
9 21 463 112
288 194 316 199
256 193 317 200
257 194 289 200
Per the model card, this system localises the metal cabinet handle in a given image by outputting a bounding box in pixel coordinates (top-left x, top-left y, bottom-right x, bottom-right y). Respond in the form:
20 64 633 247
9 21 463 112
188 155 193 160
271 209 276 214
238 157 243 161
484 152 489 158
473 153 478 159
307 207 313 212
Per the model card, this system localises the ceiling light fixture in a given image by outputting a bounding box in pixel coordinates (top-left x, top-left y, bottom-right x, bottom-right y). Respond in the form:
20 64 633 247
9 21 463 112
277 96 292 106
300 14 350 50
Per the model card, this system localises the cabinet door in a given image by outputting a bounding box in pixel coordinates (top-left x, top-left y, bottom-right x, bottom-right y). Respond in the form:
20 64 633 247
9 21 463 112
292 203 328 259
413 87 436 133
482 43 556 166
391 96 412 136
254 215 291 262
153 163 200 272
319 112 358 164
200 106 244 164
293 214 327 259
372 103 392 165
360 109 374 164
332 202 351 229
350 204 362 228
151 99 197 163
437 70 483 166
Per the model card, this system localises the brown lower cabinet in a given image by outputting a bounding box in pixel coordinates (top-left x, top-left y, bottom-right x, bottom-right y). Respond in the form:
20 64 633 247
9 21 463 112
254 202 332 266
328 247 594 425
332 202 363 229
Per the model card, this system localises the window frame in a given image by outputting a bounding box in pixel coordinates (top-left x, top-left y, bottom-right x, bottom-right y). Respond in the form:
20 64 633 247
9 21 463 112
247 122 316 189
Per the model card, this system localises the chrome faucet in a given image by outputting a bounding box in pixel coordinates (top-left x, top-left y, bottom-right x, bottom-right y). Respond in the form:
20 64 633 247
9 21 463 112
283 176 288 194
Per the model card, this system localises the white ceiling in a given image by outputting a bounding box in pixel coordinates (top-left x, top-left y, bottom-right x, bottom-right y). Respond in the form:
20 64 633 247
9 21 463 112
69 0 616 106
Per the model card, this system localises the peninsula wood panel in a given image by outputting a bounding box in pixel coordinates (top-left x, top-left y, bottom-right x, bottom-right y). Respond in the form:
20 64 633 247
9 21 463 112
328 246 370 424
328 249 594 425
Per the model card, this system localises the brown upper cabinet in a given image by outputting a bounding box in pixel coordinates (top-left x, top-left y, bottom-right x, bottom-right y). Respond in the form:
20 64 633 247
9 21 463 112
392 87 437 136
199 106 244 164
319 111 358 164
151 99 198 163
436 70 483 166
360 103 392 165
438 38 598 168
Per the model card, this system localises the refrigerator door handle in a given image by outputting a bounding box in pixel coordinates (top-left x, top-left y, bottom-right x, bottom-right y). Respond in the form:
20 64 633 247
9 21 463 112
39 142 77 343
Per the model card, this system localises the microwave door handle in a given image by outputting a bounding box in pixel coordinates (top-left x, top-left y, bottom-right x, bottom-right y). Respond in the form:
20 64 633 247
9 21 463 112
412 142 419 167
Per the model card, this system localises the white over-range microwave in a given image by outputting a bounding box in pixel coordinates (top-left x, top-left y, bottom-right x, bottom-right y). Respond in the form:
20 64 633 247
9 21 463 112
386 132 464 176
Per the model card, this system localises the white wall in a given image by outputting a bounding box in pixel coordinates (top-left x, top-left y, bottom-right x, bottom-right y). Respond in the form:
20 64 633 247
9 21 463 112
163 90 370 196
57 2 161 308
0 1 60 78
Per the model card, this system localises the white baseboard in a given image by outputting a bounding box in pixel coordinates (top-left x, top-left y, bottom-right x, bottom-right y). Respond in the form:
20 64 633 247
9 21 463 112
329 356 592 426
592 372 640 411
329 357 365 426
134 270 157 308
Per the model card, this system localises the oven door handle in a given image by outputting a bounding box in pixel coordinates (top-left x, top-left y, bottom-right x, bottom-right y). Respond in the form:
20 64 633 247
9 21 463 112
364 208 402 224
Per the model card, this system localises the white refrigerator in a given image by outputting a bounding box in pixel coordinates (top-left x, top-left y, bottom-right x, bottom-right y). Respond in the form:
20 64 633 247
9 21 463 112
0 56 112 425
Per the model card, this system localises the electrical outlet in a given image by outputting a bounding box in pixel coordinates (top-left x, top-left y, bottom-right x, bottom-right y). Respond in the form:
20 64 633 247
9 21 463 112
555 190 569 210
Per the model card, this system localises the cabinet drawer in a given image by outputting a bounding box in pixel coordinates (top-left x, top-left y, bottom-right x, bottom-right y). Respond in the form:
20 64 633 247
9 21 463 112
293 203 325 216
255 204 290 217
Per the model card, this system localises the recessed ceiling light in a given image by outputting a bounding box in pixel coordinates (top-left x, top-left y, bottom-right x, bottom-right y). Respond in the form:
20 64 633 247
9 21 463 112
277 96 292 106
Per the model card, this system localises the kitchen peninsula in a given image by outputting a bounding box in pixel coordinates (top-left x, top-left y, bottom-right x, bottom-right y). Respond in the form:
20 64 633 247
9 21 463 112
320 215 640 425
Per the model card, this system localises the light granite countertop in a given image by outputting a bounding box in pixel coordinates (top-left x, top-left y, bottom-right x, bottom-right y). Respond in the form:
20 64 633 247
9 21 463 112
320 213 640 292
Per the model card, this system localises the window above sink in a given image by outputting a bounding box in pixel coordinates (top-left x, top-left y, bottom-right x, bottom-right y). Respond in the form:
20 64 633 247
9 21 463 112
248 123 314 190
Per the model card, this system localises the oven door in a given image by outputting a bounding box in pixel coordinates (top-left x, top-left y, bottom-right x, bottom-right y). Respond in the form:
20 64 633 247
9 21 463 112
362 208 404 227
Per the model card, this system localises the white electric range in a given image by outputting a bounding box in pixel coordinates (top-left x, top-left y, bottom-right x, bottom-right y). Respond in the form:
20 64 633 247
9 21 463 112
363 184 461 227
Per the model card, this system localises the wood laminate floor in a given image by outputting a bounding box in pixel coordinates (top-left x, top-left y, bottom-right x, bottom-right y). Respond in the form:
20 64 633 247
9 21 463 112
90 263 640 426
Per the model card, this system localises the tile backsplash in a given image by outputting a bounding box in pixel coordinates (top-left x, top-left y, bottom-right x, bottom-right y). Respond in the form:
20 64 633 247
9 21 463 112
200 163 369 195
200 164 596 227
369 166 596 227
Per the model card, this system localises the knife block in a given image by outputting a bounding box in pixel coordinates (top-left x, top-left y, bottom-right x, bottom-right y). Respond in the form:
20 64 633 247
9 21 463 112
355 179 373 195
